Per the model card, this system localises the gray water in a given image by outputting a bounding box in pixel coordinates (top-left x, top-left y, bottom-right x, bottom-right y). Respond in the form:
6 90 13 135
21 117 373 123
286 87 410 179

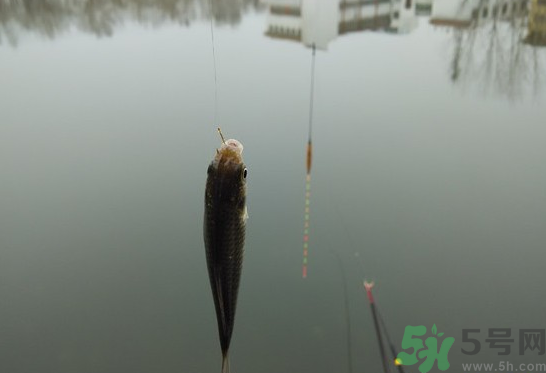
1 1 545 373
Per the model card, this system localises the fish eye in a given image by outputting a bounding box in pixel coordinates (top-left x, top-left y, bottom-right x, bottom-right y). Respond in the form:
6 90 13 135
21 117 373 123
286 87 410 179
243 168 247 179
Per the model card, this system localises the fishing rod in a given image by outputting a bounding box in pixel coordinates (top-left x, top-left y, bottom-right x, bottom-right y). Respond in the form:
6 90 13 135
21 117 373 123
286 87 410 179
324 185 398 373
325 183 403 373
302 43 316 279
377 305 406 373
325 179 401 373
364 281 391 373
330 248 354 373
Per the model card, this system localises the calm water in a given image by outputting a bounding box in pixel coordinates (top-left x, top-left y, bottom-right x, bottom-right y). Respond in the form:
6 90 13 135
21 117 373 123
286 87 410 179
1 1 545 373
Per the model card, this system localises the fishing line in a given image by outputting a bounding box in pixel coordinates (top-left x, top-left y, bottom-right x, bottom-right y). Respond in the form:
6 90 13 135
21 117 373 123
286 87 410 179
308 43 316 142
325 181 368 277
326 182 400 373
209 0 218 126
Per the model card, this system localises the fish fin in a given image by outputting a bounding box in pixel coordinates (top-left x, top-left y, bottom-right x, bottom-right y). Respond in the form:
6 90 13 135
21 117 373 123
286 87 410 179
243 206 249 221
222 353 230 373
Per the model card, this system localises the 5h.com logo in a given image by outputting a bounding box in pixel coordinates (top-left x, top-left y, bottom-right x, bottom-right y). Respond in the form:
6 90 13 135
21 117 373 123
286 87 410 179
397 324 455 373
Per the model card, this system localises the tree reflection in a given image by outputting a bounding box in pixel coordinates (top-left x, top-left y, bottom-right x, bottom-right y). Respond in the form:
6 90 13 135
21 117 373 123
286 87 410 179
0 0 261 46
444 0 542 99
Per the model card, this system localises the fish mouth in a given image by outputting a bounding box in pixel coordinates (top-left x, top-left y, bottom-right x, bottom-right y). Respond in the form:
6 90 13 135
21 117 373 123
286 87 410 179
223 139 243 154
215 138 244 164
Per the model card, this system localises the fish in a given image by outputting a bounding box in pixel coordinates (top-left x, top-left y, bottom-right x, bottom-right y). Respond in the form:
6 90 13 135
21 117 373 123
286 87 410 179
204 130 248 373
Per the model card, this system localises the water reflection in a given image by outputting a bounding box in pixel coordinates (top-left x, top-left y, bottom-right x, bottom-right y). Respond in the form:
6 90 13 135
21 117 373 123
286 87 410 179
431 0 542 98
263 0 418 50
0 0 261 46
0 0 543 96
262 0 544 98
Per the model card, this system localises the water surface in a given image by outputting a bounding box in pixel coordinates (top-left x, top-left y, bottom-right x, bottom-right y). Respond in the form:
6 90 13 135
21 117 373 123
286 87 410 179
1 1 545 372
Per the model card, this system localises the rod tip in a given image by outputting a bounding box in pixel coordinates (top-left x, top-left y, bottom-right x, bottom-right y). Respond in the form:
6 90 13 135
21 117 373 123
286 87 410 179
364 280 375 292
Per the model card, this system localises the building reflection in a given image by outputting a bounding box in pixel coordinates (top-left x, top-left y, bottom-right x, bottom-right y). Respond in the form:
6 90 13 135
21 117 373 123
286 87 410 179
262 0 418 49
262 0 542 99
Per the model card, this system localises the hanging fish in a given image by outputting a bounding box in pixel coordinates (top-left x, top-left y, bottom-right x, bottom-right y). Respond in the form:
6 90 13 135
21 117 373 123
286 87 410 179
204 128 248 373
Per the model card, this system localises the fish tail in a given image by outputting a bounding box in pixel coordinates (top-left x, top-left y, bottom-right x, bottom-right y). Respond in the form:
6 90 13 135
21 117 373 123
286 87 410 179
222 352 230 373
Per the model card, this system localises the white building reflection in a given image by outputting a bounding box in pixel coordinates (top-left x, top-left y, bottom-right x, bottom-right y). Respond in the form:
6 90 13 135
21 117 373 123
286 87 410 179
262 0 540 50
261 0 541 99
262 0 418 49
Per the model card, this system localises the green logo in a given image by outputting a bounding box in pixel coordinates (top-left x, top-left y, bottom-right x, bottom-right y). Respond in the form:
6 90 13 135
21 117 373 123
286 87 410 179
397 324 455 373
